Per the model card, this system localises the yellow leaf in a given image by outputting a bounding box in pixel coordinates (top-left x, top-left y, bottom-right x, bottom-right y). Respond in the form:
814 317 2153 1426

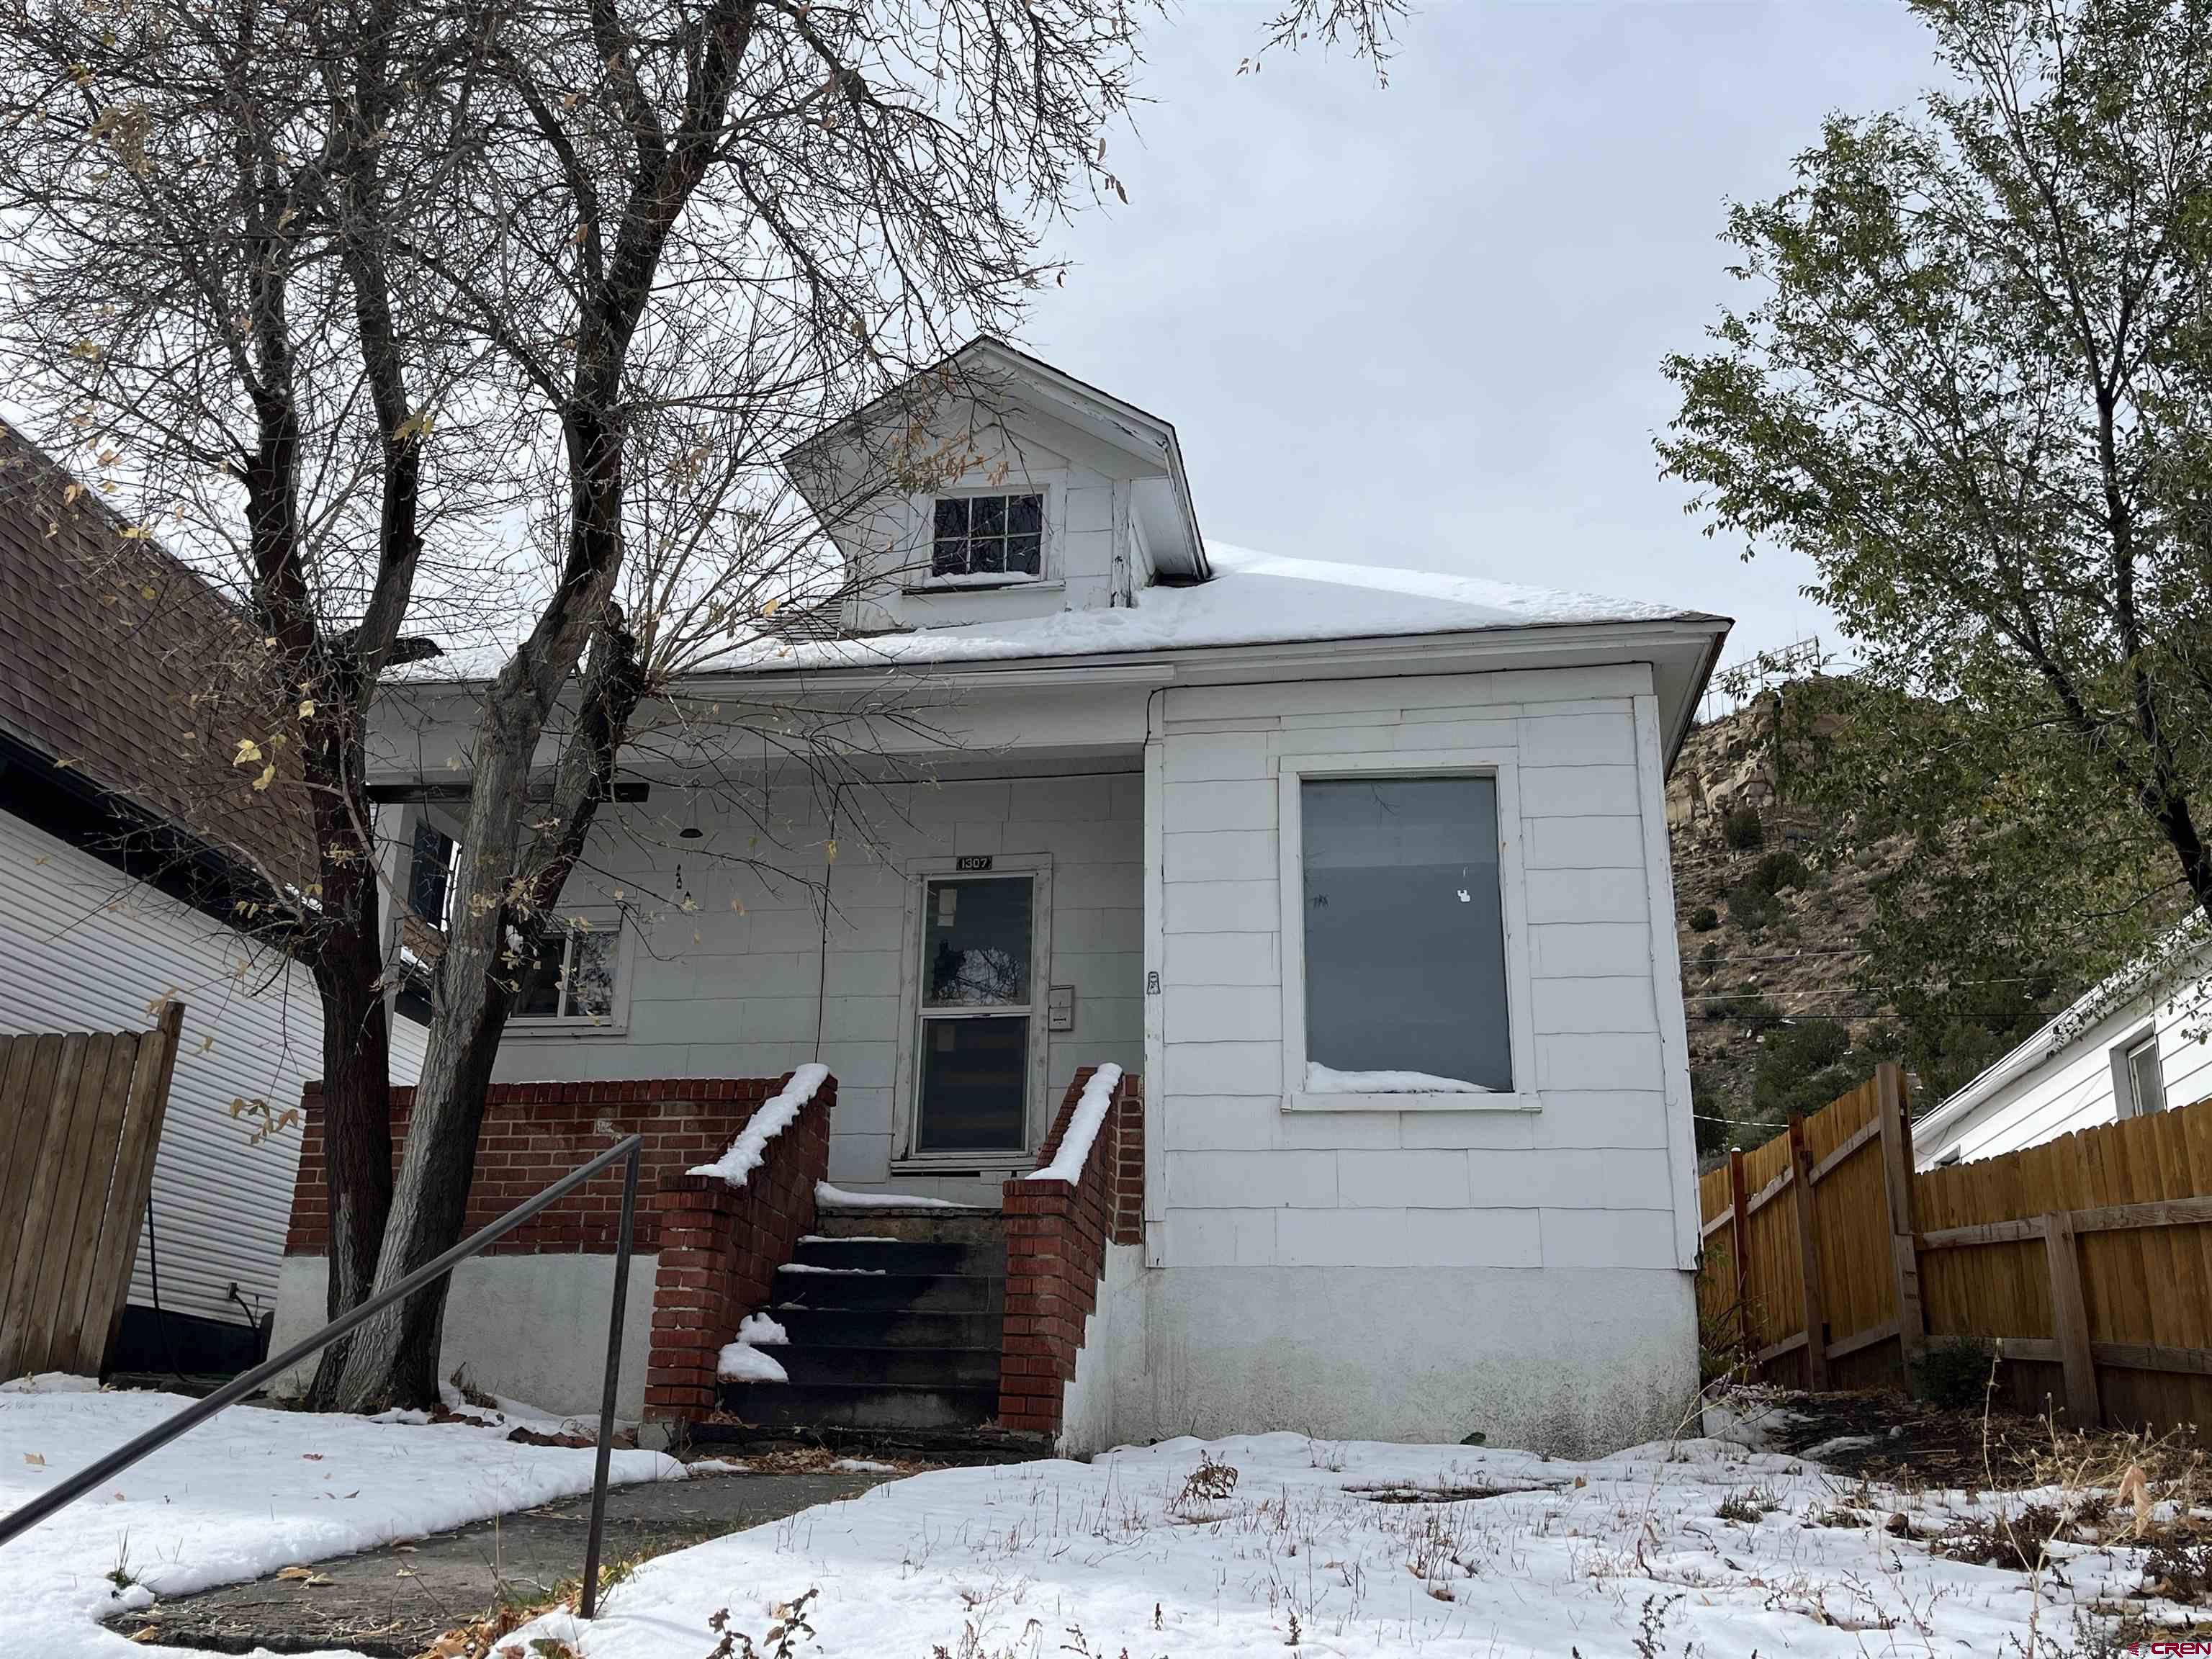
824 839 837 863
23 1452 45 1467
275 1565 313 1581
63 482 83 504
761 596 781 618
298 699 316 718
233 739 262 765
252 763 276 791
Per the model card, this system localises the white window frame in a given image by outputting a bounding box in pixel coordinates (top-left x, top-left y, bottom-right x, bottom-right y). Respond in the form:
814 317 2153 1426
891 853 1056 1169
1276 750 1539 1113
2113 1024 2167 1118
503 909 635 1038
909 481 1058 593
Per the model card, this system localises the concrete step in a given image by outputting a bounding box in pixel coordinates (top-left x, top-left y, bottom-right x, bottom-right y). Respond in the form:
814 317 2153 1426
792 1236 992 1275
772 1306 1004 1350
773 1344 1002 1389
771 1268 1000 1313
811 1206 1007 1249
717 1379 999 1433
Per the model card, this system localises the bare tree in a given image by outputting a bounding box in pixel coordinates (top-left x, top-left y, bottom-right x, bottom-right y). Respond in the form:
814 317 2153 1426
0 0 1413 1411
0 0 536 1395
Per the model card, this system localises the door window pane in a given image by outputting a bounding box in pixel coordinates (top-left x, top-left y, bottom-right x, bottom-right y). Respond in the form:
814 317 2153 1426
923 877 1032 1007
1300 776 1512 1091
917 1015 1030 1151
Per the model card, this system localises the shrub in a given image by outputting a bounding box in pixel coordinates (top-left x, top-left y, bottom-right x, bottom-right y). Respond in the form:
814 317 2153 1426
1722 805 1765 850
1753 849 1809 894
1689 905 1720 932
1912 1334 1997 1411
1727 883 1781 933
1698 939 1723 969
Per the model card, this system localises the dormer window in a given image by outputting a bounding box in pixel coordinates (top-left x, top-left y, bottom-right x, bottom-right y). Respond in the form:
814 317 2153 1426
932 492 1042 580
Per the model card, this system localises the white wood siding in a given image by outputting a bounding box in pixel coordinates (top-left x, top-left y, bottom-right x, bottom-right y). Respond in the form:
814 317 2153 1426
0 810 426 1331
1145 665 1699 1274
1918 976 2212 1167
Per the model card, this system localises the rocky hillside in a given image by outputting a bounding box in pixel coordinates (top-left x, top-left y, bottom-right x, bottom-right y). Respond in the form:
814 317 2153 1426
1665 696 1910 1156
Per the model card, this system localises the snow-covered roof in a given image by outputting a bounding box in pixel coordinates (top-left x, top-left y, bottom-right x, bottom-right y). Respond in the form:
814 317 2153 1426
695 544 1719 678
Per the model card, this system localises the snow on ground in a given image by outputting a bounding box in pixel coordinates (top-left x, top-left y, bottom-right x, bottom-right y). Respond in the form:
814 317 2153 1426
497 1430 2170 1658
0 1377 682 1659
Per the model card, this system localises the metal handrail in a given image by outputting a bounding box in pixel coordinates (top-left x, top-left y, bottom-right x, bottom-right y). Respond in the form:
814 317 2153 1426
0 1132 645 1620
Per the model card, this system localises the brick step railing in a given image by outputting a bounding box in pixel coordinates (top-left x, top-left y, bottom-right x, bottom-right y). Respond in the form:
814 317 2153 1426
997 1066 1143 1438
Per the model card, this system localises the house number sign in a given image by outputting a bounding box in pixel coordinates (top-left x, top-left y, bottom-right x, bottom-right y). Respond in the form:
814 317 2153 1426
956 855 994 871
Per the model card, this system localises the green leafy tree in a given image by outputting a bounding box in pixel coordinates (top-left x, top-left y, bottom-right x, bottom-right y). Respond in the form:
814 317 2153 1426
1663 0 2212 1048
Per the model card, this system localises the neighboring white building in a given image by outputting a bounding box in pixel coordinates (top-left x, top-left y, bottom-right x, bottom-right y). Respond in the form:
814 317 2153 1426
1913 944 2212 1170
0 424 426 1377
367 341 1731 1452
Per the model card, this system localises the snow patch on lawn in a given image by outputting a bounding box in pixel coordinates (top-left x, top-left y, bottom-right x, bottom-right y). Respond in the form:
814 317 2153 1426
0 1384 681 1659
495 1428 2187 1658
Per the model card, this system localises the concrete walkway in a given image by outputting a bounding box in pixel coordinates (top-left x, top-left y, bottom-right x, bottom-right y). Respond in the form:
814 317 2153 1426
109 1465 897 1657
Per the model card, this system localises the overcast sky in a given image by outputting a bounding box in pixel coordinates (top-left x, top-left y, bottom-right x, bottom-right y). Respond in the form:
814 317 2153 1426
1020 0 1941 677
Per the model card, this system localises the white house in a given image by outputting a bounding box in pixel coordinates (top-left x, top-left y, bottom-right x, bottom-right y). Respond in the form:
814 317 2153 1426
0 423 426 1378
1913 941 2212 1170
361 342 1730 1452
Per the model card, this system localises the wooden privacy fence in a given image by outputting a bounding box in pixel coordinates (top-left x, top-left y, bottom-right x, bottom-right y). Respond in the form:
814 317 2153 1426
0 1002 183 1379
1698 1059 2212 1431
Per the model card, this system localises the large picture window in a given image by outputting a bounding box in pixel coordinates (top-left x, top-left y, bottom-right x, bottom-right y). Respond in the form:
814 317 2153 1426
912 874 1035 1151
1299 776 1513 1093
1278 753 1534 1112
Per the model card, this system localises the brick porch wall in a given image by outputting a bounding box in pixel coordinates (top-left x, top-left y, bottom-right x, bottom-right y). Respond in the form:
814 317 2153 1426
644 1077 836 1421
997 1067 1143 1437
285 1076 804 1256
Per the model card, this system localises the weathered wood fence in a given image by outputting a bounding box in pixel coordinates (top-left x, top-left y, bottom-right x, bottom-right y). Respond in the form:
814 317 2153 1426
1697 1060 2212 1430
0 1002 183 1379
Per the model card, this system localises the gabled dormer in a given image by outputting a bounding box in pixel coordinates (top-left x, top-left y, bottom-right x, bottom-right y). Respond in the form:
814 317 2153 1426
784 338 1208 634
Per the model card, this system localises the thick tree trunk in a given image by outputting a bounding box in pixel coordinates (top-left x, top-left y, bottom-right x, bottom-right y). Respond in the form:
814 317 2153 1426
331 616 644 1410
303 783 395 1403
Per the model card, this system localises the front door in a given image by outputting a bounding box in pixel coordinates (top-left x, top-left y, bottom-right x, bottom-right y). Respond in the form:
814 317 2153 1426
912 873 1035 1154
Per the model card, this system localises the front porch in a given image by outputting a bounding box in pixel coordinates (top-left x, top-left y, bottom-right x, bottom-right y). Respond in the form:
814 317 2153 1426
407 753 1151 1210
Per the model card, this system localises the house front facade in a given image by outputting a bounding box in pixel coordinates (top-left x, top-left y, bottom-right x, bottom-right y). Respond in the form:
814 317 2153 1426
349 343 1730 1452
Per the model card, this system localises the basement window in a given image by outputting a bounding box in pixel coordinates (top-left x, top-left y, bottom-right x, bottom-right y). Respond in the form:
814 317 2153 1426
931 492 1043 580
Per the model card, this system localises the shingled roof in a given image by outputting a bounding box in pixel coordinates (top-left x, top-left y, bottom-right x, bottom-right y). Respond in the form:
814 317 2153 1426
0 421 310 891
